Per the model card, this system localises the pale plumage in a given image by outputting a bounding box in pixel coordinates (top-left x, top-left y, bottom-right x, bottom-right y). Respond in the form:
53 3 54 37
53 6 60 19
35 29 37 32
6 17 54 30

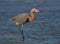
10 13 29 25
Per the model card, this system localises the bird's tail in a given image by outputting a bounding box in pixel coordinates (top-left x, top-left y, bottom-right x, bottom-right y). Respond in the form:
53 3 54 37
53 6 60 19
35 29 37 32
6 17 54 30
9 17 16 21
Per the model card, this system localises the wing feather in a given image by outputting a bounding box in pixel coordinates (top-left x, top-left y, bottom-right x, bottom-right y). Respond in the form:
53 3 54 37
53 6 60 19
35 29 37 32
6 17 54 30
10 13 29 24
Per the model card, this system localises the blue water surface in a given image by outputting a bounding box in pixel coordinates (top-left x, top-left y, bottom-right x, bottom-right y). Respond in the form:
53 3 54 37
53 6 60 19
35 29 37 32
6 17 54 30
0 0 60 44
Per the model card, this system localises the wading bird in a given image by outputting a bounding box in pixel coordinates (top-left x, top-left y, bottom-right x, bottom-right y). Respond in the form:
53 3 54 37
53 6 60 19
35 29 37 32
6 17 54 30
10 8 40 42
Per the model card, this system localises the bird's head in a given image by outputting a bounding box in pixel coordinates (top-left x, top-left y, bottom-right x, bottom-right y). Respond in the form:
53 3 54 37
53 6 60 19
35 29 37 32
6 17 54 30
31 8 40 13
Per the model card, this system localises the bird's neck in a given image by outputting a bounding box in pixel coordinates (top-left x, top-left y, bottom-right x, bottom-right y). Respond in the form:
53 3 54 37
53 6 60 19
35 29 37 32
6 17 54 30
30 11 35 20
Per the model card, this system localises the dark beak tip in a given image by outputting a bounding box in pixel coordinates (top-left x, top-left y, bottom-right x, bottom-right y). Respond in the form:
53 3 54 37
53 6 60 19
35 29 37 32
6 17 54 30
40 10 43 12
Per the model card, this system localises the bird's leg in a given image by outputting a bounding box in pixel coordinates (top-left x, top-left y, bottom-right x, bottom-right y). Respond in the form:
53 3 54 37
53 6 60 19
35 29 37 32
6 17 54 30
21 24 23 30
17 25 21 31
20 25 25 42
18 24 25 42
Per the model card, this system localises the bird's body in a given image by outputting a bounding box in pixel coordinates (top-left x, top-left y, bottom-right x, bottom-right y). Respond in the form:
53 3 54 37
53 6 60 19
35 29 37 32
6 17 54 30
10 13 29 25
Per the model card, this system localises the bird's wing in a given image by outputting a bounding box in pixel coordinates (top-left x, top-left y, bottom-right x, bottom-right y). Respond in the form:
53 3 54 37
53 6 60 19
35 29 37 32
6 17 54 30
10 13 29 24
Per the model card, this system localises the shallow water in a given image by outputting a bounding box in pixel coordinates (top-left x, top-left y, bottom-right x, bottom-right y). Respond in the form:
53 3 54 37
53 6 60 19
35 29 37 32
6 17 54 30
0 0 60 44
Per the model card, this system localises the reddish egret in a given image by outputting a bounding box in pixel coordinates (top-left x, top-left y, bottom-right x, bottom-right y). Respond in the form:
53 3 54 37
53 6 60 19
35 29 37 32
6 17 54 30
10 8 40 42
